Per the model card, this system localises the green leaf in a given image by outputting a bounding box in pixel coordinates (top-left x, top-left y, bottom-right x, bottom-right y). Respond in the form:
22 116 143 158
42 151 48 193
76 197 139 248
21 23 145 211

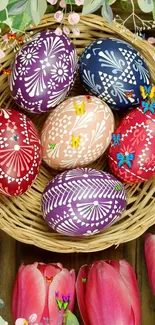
11 4 31 31
0 0 9 11
101 1 113 23
0 9 7 22
8 0 27 15
28 0 47 25
120 0 132 9
64 310 80 325
107 0 116 4
0 316 6 325
82 0 103 15
153 0 155 19
137 0 153 13
2 15 13 29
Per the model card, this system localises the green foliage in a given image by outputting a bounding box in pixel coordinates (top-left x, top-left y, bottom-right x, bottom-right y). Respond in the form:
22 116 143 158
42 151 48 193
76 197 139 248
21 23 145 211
153 0 155 20
0 0 154 34
28 0 47 26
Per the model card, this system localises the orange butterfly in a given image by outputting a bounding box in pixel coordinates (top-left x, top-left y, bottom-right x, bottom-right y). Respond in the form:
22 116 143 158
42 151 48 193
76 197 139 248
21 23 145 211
3 69 11 75
7 33 17 40
18 38 23 45
125 91 134 98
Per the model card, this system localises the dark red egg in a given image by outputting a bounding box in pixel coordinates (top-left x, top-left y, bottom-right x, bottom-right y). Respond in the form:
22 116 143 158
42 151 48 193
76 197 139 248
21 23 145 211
109 106 155 183
0 108 42 196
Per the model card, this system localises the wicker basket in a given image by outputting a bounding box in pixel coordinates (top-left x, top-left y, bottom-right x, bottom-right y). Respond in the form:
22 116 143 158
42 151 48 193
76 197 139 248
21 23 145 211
0 14 155 253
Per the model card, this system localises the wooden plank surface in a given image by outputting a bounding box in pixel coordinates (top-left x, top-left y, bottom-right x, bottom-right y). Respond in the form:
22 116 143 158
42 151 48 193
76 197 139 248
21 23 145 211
1 227 155 325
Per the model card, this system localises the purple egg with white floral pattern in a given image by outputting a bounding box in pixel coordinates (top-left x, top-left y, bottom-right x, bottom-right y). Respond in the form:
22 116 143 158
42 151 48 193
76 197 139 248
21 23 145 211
41 168 127 236
9 30 78 114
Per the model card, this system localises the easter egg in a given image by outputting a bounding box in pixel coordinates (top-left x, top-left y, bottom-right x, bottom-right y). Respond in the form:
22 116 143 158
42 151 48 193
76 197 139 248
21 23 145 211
9 31 77 113
41 168 127 236
41 95 114 170
109 106 155 183
79 38 151 110
0 108 41 196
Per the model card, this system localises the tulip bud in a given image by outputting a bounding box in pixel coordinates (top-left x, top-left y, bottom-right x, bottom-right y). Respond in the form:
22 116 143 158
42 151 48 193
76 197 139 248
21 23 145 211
12 262 75 325
144 233 155 294
76 260 141 325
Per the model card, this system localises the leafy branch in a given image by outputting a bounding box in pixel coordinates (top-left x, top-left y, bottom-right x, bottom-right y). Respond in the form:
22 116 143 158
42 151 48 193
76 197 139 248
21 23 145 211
0 0 155 33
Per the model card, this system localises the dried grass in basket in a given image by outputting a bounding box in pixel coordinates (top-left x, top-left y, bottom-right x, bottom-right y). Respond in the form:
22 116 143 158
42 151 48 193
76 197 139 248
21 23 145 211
0 14 155 253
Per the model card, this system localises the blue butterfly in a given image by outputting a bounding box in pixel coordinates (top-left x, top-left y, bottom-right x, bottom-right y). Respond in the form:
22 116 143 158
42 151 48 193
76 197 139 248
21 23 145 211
144 86 152 95
116 153 135 168
141 101 155 114
112 134 121 147
138 32 145 40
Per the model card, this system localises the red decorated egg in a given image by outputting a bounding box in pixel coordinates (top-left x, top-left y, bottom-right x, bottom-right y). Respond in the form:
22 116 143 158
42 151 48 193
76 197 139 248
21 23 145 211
0 109 42 196
109 106 155 183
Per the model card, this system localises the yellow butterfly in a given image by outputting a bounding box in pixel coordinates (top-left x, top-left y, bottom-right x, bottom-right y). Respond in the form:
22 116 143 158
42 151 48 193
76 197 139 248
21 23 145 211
71 135 81 149
74 102 85 115
140 85 155 99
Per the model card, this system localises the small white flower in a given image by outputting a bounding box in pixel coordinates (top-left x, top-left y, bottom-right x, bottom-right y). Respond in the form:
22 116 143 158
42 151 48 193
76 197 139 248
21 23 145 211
51 61 68 83
47 78 58 90
20 48 39 66
59 53 69 63
18 64 30 76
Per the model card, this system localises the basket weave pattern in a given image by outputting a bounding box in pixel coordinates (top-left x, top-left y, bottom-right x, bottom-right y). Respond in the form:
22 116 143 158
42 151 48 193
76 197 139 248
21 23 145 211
0 14 155 252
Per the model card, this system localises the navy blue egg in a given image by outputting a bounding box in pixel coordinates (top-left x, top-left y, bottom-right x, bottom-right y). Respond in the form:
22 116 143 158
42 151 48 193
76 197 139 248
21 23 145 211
79 38 151 111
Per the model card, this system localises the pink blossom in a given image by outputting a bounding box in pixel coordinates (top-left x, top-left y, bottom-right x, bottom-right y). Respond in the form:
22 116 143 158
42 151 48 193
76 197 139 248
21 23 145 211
55 27 63 36
0 49 5 59
54 10 63 23
3 34 8 42
63 26 70 35
75 0 84 5
68 12 80 25
148 37 155 44
60 0 66 8
47 0 57 4
72 27 80 36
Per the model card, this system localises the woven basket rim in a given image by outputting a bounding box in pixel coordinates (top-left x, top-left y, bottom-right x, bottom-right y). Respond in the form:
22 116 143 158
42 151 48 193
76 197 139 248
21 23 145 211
0 13 155 253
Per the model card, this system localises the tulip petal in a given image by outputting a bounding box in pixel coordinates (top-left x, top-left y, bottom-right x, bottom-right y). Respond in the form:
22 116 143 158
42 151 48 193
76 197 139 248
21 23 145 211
144 233 155 294
12 264 45 323
85 261 132 325
76 265 91 325
109 260 141 325
48 269 76 325
37 263 61 279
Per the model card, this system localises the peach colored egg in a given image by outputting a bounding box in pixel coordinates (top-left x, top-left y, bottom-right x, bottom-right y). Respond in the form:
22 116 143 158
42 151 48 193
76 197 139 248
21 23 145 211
41 95 114 170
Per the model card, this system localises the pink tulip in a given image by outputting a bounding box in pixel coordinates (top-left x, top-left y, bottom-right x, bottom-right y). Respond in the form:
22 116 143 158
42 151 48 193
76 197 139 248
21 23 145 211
76 260 141 325
144 233 155 294
12 262 75 325
68 12 80 25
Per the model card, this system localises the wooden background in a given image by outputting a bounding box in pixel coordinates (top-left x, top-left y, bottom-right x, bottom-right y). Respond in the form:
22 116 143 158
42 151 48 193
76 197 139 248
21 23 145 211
0 3 155 325
1 225 155 325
